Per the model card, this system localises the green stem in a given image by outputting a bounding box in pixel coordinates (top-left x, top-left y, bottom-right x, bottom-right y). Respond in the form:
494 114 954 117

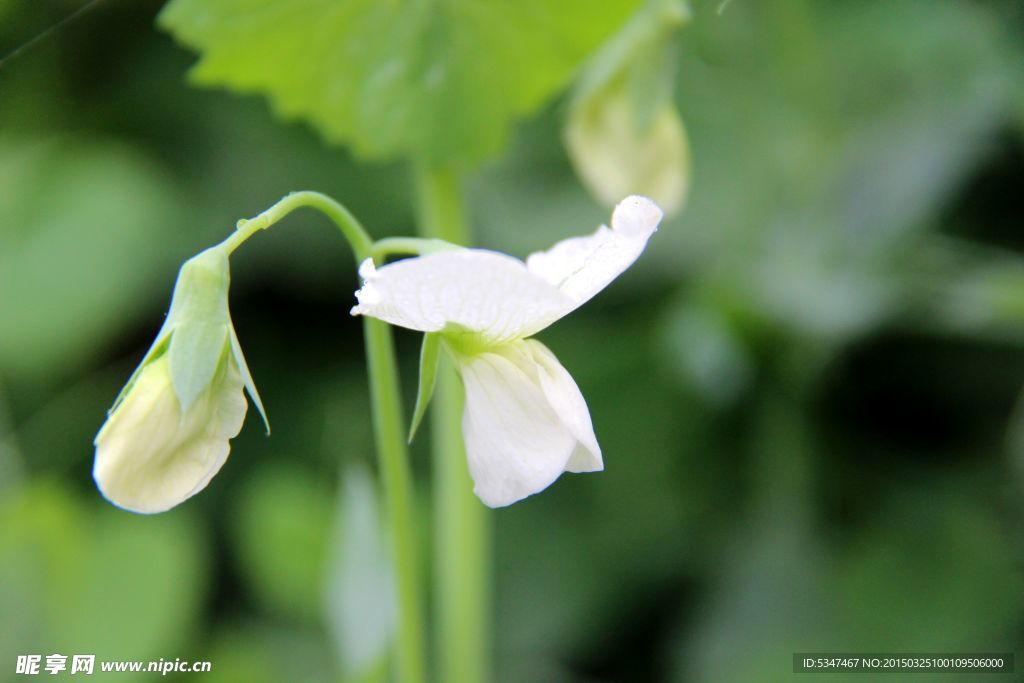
221 191 373 257
362 317 427 683
228 191 426 683
412 162 491 683
372 237 457 262
0 381 23 501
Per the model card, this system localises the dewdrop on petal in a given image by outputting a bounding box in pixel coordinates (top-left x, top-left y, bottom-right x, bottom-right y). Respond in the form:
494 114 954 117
93 246 267 514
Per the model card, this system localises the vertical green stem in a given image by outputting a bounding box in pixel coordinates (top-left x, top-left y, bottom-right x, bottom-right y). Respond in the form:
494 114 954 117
226 192 426 683
363 317 426 683
0 381 23 502
412 161 491 683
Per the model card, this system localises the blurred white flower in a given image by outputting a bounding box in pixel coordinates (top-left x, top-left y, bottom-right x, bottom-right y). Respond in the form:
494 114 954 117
93 247 266 514
566 81 690 216
352 196 663 507
564 0 691 216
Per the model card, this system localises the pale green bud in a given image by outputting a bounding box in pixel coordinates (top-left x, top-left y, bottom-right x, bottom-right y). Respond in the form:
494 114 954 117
566 79 690 217
565 0 691 216
93 246 267 514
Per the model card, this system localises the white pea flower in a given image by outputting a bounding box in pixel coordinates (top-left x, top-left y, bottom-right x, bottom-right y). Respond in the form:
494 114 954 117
93 247 267 514
566 82 690 217
352 196 663 507
564 0 691 216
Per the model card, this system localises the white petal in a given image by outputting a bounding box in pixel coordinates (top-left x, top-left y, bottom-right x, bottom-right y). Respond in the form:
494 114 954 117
93 353 247 514
456 341 601 507
525 195 662 309
351 251 575 343
523 340 602 473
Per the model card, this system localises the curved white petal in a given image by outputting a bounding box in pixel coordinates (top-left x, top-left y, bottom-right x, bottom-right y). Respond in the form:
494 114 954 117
93 353 247 514
525 195 663 310
456 341 601 507
352 250 575 343
523 340 602 473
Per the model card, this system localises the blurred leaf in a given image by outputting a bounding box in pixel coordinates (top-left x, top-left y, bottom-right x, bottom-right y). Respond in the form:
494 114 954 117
324 464 394 681
0 136 184 380
659 301 753 406
0 482 207 672
159 0 640 165
204 620 336 683
61 504 207 660
672 524 830 683
822 3 1012 239
832 487 1021 648
672 484 1021 682
910 238 1024 342
229 463 334 622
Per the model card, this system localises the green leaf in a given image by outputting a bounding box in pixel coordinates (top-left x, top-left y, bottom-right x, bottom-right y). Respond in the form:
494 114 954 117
408 332 440 443
204 621 337 683
0 482 208 668
229 463 334 623
0 136 184 381
158 0 640 165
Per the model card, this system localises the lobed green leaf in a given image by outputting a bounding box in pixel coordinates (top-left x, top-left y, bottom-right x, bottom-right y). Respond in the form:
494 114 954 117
158 0 640 165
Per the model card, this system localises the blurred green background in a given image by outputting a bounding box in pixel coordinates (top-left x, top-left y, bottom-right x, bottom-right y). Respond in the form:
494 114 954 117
2 0 1024 681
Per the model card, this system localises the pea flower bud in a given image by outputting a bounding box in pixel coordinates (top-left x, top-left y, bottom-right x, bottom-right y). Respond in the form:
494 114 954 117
93 247 267 514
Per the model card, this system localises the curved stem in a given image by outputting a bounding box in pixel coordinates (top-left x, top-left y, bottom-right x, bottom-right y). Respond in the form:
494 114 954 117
224 191 425 683
371 237 459 262
412 161 492 683
221 191 374 260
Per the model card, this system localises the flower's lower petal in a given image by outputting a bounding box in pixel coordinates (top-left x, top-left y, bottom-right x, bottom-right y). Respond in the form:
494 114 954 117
522 339 602 473
525 195 662 310
93 353 247 514
351 251 574 344
457 341 598 507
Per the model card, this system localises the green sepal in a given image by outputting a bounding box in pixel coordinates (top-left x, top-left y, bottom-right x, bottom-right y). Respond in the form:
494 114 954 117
102 248 221 413
230 324 270 434
167 320 229 417
155 246 233 417
165 247 231 323
408 333 441 444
